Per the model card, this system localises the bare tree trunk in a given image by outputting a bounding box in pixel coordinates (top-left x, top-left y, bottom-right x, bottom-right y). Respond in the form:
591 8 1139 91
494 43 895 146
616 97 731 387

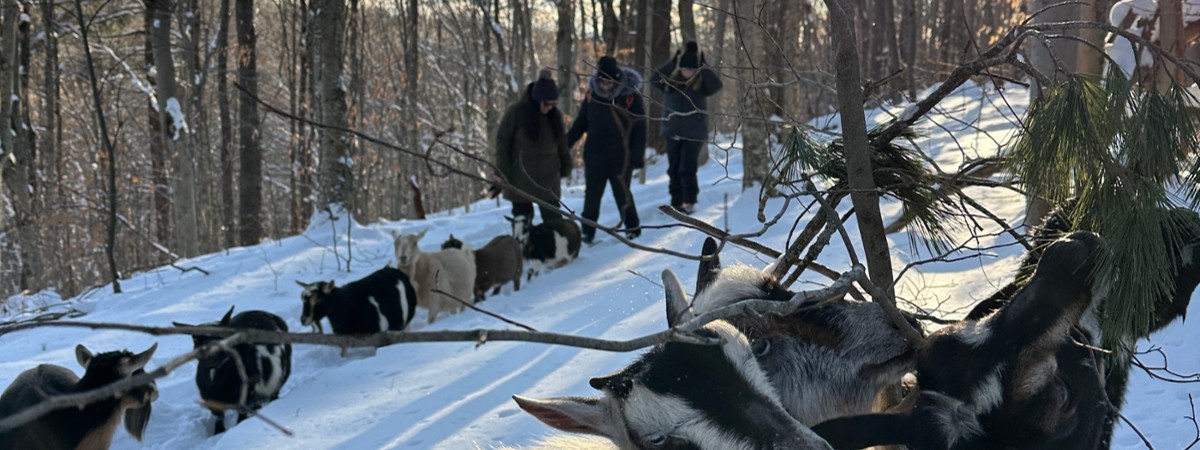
73 0 121 293
555 0 575 115
647 0 670 154
1156 0 1186 88
178 0 212 251
678 0 695 43
1025 0 1082 229
598 0 619 53
312 0 351 212
38 0 63 290
899 0 918 99
144 6 171 252
1076 0 1111 79
709 0 729 132
403 0 419 218
237 0 263 244
824 0 894 297
148 0 199 257
215 0 235 246
1 0 39 291
738 0 771 188
294 0 314 230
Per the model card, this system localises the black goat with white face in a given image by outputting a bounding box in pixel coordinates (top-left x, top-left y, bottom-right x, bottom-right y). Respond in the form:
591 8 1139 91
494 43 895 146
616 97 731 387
672 238 920 425
515 320 833 450
174 306 292 434
296 266 417 334
813 232 1111 449
0 343 158 450
511 238 922 449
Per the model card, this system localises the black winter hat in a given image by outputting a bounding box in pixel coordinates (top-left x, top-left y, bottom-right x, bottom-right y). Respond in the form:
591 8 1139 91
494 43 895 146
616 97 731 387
531 68 559 102
679 41 700 69
597 56 623 83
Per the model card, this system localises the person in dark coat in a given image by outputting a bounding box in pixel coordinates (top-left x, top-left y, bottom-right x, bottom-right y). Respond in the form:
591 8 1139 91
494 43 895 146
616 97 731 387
496 68 572 238
650 41 723 215
567 56 645 244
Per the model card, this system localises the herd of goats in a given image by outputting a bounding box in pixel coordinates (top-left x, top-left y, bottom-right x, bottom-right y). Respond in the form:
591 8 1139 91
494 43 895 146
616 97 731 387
1 203 1199 450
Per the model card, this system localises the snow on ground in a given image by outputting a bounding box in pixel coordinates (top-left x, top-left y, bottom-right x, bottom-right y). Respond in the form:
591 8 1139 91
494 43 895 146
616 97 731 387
2 82 1198 449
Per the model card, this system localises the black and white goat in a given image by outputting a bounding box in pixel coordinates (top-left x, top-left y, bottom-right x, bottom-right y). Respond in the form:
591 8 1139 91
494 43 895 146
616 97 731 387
964 204 1200 448
442 234 523 302
511 218 581 278
812 231 1111 449
0 343 158 450
296 266 418 334
174 306 292 434
512 238 921 449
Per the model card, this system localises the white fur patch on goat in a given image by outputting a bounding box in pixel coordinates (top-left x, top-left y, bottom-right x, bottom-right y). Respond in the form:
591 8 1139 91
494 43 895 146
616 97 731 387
624 384 755 450
551 231 571 267
395 280 411 324
690 265 774 314
366 295 390 331
254 344 286 397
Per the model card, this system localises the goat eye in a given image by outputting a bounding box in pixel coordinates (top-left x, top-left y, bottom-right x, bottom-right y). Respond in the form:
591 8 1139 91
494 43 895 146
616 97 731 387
752 339 771 357
645 433 668 447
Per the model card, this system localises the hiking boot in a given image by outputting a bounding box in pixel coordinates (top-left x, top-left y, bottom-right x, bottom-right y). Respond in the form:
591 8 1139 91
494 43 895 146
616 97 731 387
681 203 696 215
625 228 641 240
582 233 595 246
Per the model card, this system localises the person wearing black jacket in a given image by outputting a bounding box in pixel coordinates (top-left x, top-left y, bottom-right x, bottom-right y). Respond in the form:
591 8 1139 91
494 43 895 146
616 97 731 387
567 56 646 244
650 41 723 215
495 68 572 238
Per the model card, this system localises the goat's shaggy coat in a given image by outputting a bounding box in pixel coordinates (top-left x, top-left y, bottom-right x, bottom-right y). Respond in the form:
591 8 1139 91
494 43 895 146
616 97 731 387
441 234 523 302
175 307 292 434
0 343 158 450
522 219 581 277
813 232 1111 449
392 229 477 323
297 266 418 333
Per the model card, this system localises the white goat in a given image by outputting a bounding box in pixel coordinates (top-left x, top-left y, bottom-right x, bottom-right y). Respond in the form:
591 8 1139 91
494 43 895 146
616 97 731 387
391 229 477 323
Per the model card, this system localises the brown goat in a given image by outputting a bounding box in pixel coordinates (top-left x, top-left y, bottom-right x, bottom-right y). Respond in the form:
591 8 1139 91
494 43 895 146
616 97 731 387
442 234 523 302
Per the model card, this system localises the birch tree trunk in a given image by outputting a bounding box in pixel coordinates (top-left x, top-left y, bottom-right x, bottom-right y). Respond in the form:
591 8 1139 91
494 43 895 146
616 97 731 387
237 0 264 244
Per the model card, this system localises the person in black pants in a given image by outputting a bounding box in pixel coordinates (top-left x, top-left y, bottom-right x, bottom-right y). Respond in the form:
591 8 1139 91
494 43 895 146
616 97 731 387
567 56 645 244
650 41 723 215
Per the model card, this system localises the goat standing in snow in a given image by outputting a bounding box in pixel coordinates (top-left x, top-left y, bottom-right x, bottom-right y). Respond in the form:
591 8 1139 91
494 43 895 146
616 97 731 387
392 229 477 323
296 266 418 333
812 232 1111 449
174 306 292 434
0 343 158 450
510 217 580 279
441 234 523 302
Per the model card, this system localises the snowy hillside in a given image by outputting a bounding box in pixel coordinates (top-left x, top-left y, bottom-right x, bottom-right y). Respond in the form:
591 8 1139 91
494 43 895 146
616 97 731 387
2 83 1197 449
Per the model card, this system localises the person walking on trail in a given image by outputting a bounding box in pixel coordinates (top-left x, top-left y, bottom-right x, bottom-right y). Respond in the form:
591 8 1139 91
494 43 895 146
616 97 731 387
567 56 646 245
650 41 723 216
495 68 572 241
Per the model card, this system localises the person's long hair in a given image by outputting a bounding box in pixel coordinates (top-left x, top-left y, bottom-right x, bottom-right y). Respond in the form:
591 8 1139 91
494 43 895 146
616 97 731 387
523 86 565 142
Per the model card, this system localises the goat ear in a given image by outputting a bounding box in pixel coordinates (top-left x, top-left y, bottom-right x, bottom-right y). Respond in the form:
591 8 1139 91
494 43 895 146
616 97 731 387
76 344 94 369
324 281 336 293
663 269 693 328
220 305 235 325
124 403 153 442
388 229 400 239
295 280 309 288
417 228 428 240
513 395 619 439
696 237 721 295
121 343 158 375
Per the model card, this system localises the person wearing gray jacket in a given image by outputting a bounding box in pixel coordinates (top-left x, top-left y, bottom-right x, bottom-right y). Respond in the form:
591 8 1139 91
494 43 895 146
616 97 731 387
650 41 723 215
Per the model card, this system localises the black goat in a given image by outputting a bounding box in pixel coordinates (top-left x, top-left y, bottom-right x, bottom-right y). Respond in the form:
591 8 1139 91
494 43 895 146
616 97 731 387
0 343 158 450
296 266 418 334
965 203 1200 448
517 218 581 278
813 232 1111 449
174 306 292 434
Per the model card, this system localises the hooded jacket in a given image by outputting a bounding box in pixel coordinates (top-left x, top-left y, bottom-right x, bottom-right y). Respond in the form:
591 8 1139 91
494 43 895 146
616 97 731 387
566 66 646 170
495 83 571 202
650 59 723 142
